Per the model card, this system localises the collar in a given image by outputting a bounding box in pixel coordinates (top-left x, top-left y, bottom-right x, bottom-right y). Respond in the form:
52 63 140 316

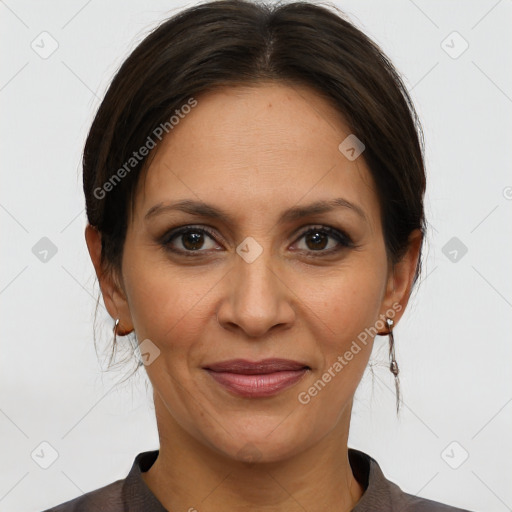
122 447 398 511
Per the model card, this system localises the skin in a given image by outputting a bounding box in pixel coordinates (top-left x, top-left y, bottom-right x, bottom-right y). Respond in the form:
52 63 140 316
86 83 422 512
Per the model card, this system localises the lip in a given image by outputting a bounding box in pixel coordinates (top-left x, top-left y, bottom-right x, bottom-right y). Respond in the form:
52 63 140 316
203 358 310 398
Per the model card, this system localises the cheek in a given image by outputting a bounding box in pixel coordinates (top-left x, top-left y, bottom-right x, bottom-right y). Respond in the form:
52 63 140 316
302 262 385 350
122 253 222 370
131 279 206 340
292 270 384 428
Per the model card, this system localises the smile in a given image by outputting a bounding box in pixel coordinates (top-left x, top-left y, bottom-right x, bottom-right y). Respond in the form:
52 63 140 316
203 358 310 398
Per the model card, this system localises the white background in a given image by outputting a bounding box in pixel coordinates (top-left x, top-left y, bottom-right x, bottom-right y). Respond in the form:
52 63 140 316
1 1 511 511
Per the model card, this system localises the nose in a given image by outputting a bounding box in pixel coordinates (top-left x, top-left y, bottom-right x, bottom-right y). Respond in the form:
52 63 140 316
215 245 296 339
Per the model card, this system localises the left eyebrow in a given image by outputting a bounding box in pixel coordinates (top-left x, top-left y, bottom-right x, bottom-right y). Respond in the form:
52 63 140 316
144 197 368 224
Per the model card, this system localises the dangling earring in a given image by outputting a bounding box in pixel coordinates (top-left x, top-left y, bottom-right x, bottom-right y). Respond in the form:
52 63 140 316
378 317 401 414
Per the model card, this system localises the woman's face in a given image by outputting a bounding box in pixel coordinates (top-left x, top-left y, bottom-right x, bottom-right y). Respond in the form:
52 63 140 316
98 83 416 462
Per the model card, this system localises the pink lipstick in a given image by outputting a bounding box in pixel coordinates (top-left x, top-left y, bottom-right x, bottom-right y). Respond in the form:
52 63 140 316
203 358 310 398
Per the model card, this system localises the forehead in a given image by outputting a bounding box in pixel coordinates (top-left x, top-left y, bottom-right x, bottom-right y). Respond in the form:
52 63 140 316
134 83 380 232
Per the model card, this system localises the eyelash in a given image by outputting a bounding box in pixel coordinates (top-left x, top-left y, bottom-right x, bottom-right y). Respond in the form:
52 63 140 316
159 224 355 258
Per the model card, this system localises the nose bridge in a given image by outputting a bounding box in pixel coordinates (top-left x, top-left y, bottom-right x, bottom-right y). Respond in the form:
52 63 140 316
235 236 279 311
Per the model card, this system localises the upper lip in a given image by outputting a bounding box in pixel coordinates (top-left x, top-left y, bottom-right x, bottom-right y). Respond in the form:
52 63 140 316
204 358 310 374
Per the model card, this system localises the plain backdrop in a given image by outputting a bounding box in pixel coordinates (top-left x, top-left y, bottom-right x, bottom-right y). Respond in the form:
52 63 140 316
1 1 511 511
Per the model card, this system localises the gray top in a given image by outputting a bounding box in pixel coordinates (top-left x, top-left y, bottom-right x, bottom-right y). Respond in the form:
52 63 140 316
42 448 475 511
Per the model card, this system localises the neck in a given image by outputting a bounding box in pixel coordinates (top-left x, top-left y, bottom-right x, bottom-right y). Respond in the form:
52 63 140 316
141 393 364 512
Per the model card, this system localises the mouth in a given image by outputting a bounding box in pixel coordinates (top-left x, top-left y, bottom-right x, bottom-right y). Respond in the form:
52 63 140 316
203 358 311 398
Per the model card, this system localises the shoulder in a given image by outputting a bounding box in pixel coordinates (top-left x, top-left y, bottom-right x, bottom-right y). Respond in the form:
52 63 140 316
40 478 125 512
389 487 476 511
40 450 162 512
349 448 477 512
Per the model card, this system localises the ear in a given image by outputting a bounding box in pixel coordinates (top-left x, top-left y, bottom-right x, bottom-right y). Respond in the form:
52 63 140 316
85 224 134 333
379 228 423 325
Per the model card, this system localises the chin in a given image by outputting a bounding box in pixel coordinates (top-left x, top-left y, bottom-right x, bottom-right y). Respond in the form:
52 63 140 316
203 419 315 465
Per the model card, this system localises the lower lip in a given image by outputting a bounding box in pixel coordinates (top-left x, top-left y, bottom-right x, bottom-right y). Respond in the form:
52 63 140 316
205 369 309 398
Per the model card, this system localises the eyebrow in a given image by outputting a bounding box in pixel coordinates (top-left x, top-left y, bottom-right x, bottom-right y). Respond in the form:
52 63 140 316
144 197 368 224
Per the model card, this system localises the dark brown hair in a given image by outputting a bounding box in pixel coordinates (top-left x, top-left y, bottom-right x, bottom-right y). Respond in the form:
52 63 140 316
83 0 427 401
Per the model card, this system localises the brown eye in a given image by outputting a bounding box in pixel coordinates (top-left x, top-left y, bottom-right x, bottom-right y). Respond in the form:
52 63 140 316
181 231 206 251
161 227 218 254
304 230 330 250
294 226 353 253
160 224 354 258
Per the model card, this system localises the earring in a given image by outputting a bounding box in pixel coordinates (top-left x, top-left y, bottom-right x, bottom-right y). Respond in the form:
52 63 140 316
379 317 401 414
113 319 142 367
113 318 134 337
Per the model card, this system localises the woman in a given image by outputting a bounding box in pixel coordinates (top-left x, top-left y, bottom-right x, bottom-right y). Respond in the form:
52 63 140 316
44 1 475 510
